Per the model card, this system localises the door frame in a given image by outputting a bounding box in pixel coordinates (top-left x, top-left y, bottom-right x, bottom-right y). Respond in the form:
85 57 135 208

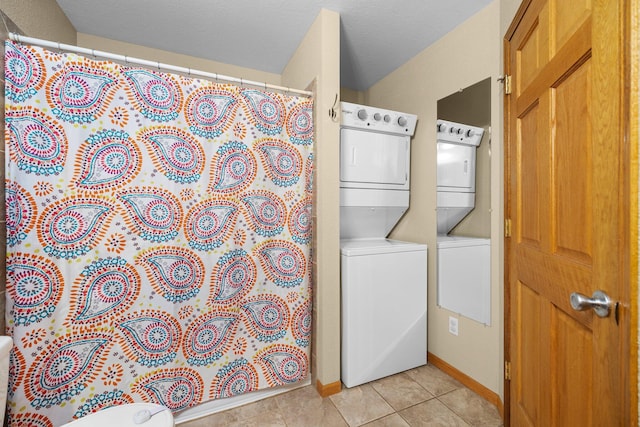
502 0 639 424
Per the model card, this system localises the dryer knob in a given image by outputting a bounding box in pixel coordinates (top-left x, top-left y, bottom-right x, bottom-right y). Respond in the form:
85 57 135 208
466 129 475 137
373 113 382 121
357 109 368 120
437 123 447 133
397 116 408 127
383 114 391 123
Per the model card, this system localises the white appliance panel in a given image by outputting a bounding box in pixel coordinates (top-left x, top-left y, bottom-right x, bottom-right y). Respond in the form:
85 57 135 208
437 142 477 192
436 192 475 235
341 102 417 136
340 128 409 190
341 238 425 255
340 188 410 239
341 187 410 207
340 206 407 239
436 120 484 146
341 240 427 388
437 237 490 325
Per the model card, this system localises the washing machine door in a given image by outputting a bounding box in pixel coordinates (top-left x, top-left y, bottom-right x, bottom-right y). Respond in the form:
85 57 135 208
340 128 410 190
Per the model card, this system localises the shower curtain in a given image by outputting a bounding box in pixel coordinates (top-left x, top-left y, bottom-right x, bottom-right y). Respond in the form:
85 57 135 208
3 40 313 426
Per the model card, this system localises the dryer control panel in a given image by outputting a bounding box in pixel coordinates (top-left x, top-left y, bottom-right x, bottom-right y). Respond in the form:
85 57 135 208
341 102 417 136
436 119 484 146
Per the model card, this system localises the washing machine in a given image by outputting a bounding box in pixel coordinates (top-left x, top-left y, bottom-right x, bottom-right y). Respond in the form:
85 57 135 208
341 238 427 388
339 102 427 388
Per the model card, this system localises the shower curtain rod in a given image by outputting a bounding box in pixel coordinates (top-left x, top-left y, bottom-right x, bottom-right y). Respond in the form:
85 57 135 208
8 33 313 97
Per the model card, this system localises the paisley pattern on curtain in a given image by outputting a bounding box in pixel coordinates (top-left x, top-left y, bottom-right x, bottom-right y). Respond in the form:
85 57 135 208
3 40 313 426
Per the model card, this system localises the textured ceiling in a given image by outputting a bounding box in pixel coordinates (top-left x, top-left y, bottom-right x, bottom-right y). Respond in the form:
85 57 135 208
56 0 492 91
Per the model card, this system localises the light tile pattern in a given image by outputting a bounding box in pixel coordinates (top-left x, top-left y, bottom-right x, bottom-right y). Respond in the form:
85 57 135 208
178 364 503 427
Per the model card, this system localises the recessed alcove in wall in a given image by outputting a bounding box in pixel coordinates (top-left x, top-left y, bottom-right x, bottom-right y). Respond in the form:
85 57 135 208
437 77 491 238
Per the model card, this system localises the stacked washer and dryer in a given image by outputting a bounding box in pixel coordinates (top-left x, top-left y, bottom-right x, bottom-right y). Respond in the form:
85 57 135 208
436 120 491 325
340 102 427 388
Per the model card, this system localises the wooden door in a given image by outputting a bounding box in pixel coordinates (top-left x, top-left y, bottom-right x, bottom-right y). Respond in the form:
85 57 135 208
504 0 632 425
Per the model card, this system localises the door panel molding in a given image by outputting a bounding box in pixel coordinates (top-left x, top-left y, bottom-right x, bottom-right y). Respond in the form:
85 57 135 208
504 0 635 424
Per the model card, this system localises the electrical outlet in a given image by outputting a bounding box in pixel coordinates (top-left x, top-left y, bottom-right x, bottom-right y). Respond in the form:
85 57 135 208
449 316 459 336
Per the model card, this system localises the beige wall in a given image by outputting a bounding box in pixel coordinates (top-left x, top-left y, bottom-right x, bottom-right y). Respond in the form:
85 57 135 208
1 0 76 44
77 33 281 85
340 87 365 104
365 0 503 395
500 0 524 36
281 9 342 389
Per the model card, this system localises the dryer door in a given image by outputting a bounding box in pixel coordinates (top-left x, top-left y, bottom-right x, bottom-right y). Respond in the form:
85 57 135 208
340 128 410 190
437 141 476 193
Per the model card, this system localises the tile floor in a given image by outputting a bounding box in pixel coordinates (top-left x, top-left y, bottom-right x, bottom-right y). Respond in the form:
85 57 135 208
179 364 503 426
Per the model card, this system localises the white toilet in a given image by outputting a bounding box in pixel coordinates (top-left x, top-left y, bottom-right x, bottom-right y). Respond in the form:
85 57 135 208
60 402 174 427
0 335 173 427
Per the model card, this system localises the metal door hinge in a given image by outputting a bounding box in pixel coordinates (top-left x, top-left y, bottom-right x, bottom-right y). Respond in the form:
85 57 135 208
505 361 511 381
505 218 512 238
498 75 512 95
504 75 512 95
